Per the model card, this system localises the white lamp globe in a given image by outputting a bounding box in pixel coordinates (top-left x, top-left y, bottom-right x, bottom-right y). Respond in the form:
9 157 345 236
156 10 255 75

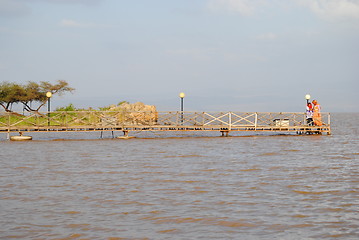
179 92 185 98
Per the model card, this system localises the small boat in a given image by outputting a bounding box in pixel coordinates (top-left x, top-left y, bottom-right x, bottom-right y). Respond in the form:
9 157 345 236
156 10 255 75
10 135 33 141
10 132 32 141
117 136 135 139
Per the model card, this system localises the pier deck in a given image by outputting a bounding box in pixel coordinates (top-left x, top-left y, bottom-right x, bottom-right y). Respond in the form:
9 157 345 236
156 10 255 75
0 111 331 137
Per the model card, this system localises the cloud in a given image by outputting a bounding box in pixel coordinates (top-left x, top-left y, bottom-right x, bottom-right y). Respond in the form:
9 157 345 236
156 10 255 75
19 0 103 6
256 32 278 41
59 19 106 28
297 0 359 19
0 0 31 17
207 0 359 20
0 62 8 70
0 0 103 18
60 19 85 27
165 48 216 61
207 0 265 16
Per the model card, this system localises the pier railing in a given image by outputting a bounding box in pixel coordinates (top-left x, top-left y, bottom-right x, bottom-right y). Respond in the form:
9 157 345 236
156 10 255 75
0 111 330 134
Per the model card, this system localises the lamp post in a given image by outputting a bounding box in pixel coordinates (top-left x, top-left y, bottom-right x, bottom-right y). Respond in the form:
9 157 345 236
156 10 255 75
179 92 185 124
305 94 311 104
46 91 52 126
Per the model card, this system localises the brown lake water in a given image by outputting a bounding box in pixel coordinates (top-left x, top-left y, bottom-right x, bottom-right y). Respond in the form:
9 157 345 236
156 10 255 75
0 113 358 239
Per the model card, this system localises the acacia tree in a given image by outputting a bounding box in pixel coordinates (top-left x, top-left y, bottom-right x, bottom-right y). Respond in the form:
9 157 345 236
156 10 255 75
0 82 26 112
0 80 75 114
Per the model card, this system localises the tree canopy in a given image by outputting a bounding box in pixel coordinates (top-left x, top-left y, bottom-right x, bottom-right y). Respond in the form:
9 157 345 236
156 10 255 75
0 80 75 113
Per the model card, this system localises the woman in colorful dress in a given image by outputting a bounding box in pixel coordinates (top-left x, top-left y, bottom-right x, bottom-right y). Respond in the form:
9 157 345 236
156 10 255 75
312 100 322 126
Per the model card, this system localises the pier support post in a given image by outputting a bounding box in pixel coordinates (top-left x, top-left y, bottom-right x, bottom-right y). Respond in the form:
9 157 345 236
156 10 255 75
220 130 229 137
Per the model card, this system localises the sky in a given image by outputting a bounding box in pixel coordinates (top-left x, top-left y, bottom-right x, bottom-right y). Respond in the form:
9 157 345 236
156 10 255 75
1 0 358 112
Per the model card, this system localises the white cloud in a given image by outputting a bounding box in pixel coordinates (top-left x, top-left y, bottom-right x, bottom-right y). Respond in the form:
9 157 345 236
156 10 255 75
207 0 359 20
0 0 103 18
19 0 102 6
59 19 106 28
207 0 265 16
60 19 83 27
297 0 359 19
166 48 215 61
0 0 31 17
0 62 8 70
256 32 278 41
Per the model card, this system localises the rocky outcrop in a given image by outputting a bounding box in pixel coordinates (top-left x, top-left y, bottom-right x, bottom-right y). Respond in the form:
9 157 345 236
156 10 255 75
108 102 158 125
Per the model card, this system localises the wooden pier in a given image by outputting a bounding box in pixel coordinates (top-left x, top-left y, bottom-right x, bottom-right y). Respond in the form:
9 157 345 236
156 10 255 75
0 111 331 139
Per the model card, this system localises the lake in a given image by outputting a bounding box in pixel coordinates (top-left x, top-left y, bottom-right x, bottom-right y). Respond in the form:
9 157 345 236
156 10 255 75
0 113 358 239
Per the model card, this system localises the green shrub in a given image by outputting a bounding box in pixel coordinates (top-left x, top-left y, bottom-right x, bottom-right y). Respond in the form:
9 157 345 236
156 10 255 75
56 103 76 111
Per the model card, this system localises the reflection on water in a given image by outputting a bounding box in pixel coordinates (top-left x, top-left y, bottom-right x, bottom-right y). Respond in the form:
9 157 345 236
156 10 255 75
0 113 358 239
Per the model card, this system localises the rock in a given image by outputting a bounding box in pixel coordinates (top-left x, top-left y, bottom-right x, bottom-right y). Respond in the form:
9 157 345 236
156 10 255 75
108 102 158 125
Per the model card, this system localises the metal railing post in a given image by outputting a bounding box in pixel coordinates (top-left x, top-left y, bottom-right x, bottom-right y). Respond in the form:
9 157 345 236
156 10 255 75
254 112 258 130
229 112 232 130
202 112 205 126
176 111 179 125
7 113 10 140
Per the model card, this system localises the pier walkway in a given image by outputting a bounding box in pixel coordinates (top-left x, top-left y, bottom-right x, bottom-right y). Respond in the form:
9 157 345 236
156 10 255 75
1 111 331 138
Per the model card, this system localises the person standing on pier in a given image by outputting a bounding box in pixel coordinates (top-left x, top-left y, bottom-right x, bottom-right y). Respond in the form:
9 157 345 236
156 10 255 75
306 102 313 126
312 100 322 126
